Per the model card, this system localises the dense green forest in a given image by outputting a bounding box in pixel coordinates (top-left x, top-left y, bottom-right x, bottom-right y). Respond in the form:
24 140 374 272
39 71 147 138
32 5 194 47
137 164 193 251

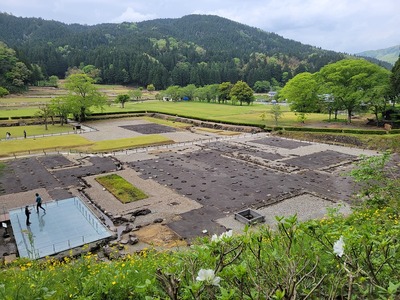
0 13 356 90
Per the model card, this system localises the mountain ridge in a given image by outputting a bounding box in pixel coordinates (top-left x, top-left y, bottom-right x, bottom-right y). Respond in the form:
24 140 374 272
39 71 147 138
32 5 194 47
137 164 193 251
0 12 392 89
356 45 399 65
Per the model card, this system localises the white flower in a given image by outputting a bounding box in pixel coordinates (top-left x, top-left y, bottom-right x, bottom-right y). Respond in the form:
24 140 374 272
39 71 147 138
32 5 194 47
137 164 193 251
333 236 345 257
211 234 219 242
196 269 221 286
211 230 233 243
220 230 233 239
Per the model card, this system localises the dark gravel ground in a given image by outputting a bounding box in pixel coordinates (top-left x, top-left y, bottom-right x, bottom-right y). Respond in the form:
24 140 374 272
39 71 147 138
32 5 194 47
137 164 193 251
0 128 375 242
0 155 120 200
129 137 357 240
120 124 176 134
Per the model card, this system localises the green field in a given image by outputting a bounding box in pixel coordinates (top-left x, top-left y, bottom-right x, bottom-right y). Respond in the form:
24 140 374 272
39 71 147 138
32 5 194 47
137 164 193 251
0 124 74 139
0 135 93 157
79 134 174 153
0 133 175 157
0 100 350 127
1 85 398 155
99 101 353 127
0 85 355 127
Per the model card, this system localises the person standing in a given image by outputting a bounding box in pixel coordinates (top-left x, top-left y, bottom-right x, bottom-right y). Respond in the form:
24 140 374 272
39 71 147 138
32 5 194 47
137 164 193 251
35 193 46 213
25 206 31 226
23 130 27 138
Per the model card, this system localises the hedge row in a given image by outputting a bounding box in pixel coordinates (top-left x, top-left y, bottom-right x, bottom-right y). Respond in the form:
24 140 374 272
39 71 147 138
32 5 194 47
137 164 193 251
10 116 35 120
7 110 400 135
90 111 266 129
267 126 400 135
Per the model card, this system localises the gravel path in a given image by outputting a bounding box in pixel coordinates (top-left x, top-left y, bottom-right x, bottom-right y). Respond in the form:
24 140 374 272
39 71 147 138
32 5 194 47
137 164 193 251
217 193 351 233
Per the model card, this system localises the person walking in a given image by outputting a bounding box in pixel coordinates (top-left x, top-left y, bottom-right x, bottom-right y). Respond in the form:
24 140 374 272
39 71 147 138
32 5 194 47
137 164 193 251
23 130 27 138
35 193 46 213
25 206 31 226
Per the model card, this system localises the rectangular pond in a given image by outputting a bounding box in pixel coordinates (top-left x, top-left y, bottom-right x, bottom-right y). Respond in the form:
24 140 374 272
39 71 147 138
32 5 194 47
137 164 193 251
9 197 112 259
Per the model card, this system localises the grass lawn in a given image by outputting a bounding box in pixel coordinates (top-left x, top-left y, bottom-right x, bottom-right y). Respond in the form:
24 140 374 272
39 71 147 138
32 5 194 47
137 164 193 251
0 124 74 139
0 134 174 157
141 116 191 129
95 173 148 203
99 101 353 127
0 107 45 118
195 127 241 135
77 134 174 153
0 135 93 157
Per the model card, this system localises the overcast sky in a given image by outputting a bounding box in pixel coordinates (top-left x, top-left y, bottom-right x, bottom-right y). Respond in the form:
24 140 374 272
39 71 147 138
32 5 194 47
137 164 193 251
2 0 399 54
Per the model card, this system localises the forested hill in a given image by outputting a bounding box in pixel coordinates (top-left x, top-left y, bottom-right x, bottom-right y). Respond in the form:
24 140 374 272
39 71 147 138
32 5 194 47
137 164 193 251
356 45 400 66
0 12 349 89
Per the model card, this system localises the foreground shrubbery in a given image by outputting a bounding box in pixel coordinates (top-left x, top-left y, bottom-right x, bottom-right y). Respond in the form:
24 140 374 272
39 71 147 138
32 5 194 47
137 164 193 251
1 154 399 299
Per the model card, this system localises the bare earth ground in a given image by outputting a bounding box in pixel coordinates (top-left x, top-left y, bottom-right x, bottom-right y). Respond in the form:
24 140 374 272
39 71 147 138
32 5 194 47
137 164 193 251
0 118 380 257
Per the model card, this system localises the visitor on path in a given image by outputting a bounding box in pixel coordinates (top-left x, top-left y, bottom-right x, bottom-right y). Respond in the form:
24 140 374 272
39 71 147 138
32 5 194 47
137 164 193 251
6 132 10 140
23 130 26 138
35 193 46 213
25 206 31 226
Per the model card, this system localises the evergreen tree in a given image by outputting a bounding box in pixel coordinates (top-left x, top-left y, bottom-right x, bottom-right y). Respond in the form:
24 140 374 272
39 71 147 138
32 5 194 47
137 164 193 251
390 56 400 104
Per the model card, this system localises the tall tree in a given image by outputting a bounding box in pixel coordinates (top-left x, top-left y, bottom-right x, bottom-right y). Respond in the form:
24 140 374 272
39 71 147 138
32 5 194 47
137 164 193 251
82 65 102 83
253 80 271 93
50 97 70 126
115 94 130 108
230 80 254 106
270 104 284 126
0 87 9 97
63 74 107 122
0 42 31 92
318 59 390 123
35 104 54 130
29 64 44 86
279 72 320 113
146 84 155 92
218 82 233 104
129 90 142 101
390 56 400 104
181 84 197 100
164 85 182 101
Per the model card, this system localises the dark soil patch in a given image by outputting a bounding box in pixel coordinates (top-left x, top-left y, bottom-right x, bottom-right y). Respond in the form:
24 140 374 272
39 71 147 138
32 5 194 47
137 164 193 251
251 137 311 149
0 155 119 200
120 124 176 134
37 155 72 169
130 139 355 240
208 142 283 161
284 150 357 170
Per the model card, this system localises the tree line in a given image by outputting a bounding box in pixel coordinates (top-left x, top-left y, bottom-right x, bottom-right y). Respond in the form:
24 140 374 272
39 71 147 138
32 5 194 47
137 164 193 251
0 13 352 91
279 57 400 125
